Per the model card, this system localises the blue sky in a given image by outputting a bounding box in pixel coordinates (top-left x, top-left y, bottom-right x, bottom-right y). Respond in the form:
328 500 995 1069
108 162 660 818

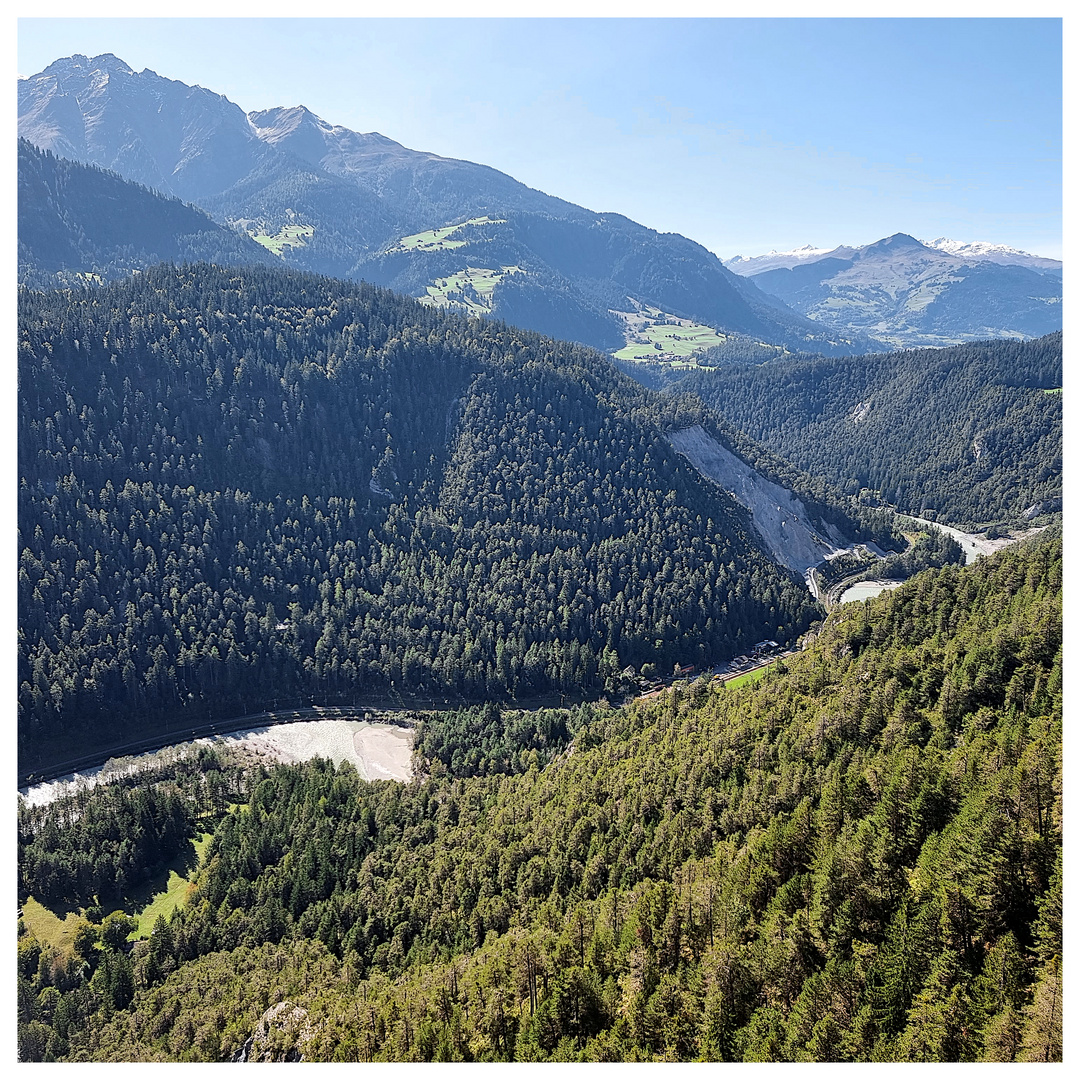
17 12 1063 259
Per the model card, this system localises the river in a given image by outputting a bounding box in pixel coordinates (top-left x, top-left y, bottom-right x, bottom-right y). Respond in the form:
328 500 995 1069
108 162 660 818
903 517 1047 566
19 719 414 808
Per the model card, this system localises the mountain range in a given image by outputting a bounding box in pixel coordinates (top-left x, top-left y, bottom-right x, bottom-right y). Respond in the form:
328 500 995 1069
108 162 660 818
919 237 1062 272
15 51 1064 1067
19 53 871 359
723 233 1061 348
726 237 1061 276
21 53 1062 361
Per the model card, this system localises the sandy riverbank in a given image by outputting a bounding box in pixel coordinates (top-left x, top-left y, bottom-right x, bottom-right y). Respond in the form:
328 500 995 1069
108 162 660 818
20 720 414 807
219 720 413 782
839 579 905 604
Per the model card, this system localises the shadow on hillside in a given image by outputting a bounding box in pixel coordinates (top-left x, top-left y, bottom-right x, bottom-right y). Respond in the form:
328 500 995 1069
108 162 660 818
119 835 204 922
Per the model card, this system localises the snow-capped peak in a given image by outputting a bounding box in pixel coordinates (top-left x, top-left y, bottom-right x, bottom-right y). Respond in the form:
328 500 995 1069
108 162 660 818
924 237 1026 258
765 243 835 260
920 237 1061 271
725 244 837 268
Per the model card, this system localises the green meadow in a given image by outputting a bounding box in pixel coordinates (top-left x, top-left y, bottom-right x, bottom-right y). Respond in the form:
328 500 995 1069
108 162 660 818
421 265 522 316
20 831 214 954
20 898 85 956
250 223 314 255
389 215 505 254
131 832 214 938
723 663 776 689
612 306 726 363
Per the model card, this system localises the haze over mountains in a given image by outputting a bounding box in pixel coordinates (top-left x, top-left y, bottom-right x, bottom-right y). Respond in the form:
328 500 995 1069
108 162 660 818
21 51 1057 358
726 237 1061 276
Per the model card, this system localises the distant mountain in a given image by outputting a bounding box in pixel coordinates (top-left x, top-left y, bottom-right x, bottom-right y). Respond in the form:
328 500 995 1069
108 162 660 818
19 53 869 357
920 237 1062 274
725 236 1062 277
724 233 1061 348
18 53 273 203
17 138 275 286
723 243 858 275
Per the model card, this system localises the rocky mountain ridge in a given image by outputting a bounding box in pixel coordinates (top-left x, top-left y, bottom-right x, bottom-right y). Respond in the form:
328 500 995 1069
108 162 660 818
17 53 871 358
723 232 1060 347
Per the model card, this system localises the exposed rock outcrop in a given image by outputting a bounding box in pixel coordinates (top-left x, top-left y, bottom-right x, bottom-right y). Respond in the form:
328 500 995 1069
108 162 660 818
668 425 860 575
233 1001 312 1063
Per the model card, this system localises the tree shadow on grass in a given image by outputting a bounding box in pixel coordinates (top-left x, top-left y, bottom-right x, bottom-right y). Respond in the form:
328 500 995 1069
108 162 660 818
117 834 205 925
22 834 208 949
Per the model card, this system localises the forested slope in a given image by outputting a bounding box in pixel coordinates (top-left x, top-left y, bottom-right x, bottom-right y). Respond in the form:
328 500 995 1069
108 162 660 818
17 140 275 287
21 53 872 357
17 535 1062 1061
675 334 1062 527
19 263 882 768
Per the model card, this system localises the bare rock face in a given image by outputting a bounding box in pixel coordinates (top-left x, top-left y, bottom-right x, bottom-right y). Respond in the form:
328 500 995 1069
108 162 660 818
1023 497 1062 521
233 1001 312 1063
668 425 860 575
19 53 269 202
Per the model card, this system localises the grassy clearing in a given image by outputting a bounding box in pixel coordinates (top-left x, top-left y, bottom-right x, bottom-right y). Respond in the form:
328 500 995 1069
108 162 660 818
57 271 106 287
131 832 213 938
420 265 522 316
724 664 774 689
612 304 726 363
22 831 215 950
389 216 505 254
20 897 84 955
250 224 314 255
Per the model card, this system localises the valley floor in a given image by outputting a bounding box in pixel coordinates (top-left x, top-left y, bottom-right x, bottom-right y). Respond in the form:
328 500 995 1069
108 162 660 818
904 517 1048 565
20 719 414 809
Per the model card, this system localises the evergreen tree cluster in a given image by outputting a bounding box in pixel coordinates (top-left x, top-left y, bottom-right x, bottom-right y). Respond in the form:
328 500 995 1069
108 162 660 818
20 783 190 908
17 140 275 288
18 746 238 908
674 334 1062 526
20 262 834 766
16 536 1062 1061
412 701 603 779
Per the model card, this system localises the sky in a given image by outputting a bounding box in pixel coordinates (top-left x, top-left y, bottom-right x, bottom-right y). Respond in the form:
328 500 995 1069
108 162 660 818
16 10 1065 261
